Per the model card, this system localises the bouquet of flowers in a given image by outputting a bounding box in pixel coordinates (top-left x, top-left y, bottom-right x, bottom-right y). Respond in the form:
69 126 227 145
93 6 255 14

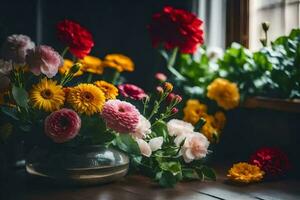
0 19 215 187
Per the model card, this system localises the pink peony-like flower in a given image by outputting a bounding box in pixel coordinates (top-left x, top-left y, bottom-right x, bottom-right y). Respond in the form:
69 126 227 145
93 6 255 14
1 34 35 64
167 119 194 137
118 84 147 100
26 45 63 78
136 138 152 157
44 108 81 143
101 99 140 133
181 132 209 163
155 72 167 82
132 115 151 139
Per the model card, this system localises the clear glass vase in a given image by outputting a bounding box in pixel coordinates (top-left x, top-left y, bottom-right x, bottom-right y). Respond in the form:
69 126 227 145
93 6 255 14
26 145 129 185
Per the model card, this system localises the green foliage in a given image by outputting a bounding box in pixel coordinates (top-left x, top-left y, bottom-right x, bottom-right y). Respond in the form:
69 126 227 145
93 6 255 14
114 134 141 155
12 84 28 108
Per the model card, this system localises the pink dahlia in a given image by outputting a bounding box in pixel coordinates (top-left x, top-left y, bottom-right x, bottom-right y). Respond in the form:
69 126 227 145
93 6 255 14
101 100 140 133
45 108 81 143
1 34 35 64
26 45 63 78
118 84 147 100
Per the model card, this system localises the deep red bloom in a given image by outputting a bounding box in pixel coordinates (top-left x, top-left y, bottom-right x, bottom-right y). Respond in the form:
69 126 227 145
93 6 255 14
45 108 81 143
118 84 147 100
148 6 204 54
57 19 94 59
249 147 291 178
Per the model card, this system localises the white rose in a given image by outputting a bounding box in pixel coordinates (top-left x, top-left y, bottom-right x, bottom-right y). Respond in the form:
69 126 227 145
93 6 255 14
132 115 151 139
136 138 152 157
148 137 163 152
181 132 209 163
167 119 194 137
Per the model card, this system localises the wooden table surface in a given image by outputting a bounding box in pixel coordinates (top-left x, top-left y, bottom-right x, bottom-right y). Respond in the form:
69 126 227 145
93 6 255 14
2 167 300 200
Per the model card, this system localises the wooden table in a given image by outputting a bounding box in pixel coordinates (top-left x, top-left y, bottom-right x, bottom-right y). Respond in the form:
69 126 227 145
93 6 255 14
2 167 300 200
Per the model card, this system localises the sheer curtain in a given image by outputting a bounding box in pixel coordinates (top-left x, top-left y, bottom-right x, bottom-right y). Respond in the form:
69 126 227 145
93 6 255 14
249 0 300 50
195 0 227 49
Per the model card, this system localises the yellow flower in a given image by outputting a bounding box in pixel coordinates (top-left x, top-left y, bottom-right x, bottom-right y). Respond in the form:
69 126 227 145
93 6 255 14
183 99 207 125
29 78 65 112
201 114 218 142
164 82 173 92
94 80 118 100
227 162 264 183
67 84 105 116
79 55 104 75
59 59 83 76
207 78 240 110
102 54 134 72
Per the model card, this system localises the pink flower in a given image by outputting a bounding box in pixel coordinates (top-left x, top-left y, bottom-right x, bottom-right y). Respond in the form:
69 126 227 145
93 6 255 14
171 107 178 114
101 100 140 133
149 137 163 152
118 84 147 100
136 138 152 157
167 93 182 105
26 45 63 78
155 72 167 82
44 108 81 143
1 34 35 64
181 132 209 163
0 59 13 92
167 119 194 136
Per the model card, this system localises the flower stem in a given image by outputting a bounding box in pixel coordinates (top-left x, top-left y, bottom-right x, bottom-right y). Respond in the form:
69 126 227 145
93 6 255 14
111 71 120 84
167 48 185 81
61 47 69 58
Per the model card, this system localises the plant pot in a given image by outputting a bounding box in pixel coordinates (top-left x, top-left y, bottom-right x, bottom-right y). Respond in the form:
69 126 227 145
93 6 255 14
26 145 129 185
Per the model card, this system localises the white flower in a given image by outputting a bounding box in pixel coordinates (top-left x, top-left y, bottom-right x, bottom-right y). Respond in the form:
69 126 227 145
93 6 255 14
167 119 194 137
148 137 163 152
132 115 151 139
206 46 224 62
136 138 152 157
181 132 209 163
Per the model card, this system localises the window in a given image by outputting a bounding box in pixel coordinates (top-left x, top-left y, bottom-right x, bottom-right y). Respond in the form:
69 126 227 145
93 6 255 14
249 0 300 50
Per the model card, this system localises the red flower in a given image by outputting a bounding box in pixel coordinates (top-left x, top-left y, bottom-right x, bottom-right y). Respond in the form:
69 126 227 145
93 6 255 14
57 20 94 59
118 84 147 100
249 147 291 178
45 108 81 143
148 6 204 54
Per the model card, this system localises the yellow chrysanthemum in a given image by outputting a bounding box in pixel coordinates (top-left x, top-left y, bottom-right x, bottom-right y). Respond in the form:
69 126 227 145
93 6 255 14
207 78 240 110
59 59 84 76
29 78 65 112
227 162 264 183
102 54 134 72
201 112 226 142
214 111 226 130
94 80 118 100
67 84 105 116
183 99 208 125
79 55 104 75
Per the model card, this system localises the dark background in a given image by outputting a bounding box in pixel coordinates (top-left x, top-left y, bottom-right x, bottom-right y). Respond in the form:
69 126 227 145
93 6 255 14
0 0 195 88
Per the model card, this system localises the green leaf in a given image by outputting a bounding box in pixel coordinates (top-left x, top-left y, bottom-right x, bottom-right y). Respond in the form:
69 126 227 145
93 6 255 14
182 168 200 180
201 166 216 181
158 171 177 188
152 120 168 141
115 134 140 155
1 106 19 120
159 161 181 176
12 85 28 108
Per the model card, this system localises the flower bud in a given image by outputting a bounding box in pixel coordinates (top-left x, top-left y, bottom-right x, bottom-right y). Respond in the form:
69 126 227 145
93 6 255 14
155 72 167 82
70 63 82 74
156 86 164 95
174 94 182 103
262 22 270 32
171 107 178 114
164 82 173 92
166 93 176 104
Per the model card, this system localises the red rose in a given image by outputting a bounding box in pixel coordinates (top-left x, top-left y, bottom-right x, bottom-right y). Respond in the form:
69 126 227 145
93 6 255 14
249 147 291 178
45 108 81 143
118 84 147 100
57 19 94 59
148 6 204 54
